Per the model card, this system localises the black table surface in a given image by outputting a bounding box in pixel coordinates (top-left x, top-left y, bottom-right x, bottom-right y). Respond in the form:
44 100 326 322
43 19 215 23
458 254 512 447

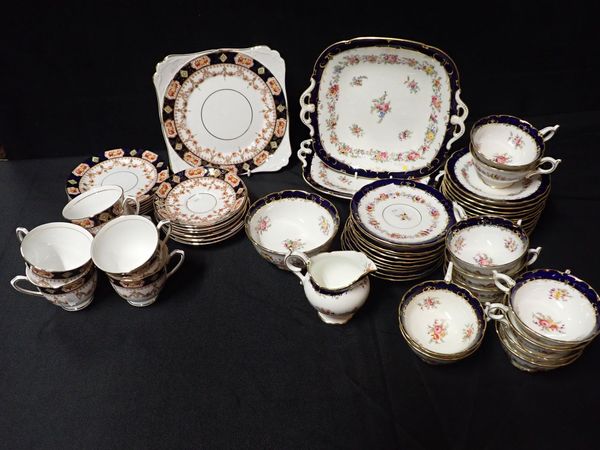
1 114 599 449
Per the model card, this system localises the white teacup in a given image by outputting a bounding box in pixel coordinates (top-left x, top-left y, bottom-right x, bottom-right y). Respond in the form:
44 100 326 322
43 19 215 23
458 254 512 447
470 115 560 188
11 264 97 311
62 185 140 235
16 222 93 279
91 216 171 274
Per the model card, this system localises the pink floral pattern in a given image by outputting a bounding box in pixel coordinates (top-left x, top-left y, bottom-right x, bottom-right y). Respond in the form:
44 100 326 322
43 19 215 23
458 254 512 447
428 319 447 344
417 296 440 310
350 75 368 86
532 312 565 334
492 153 512 164
509 131 525 149
323 53 446 165
473 253 493 267
350 123 364 137
452 235 466 254
255 216 271 235
549 288 571 301
282 238 304 252
462 324 475 342
504 237 518 252
370 92 392 123
398 130 413 141
404 76 419 93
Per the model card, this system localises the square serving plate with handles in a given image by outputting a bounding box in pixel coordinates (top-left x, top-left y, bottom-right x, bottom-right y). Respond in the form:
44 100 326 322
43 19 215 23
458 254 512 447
298 37 468 181
154 45 290 176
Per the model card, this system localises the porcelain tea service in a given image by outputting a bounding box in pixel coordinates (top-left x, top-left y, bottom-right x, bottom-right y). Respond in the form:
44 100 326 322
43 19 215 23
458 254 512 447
469 115 560 188
398 263 487 364
285 250 377 324
486 269 600 371
245 190 340 270
62 185 140 235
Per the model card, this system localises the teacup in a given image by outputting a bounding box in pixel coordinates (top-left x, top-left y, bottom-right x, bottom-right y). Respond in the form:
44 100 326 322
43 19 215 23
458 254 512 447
245 190 340 270
446 216 541 277
62 185 140 235
398 263 487 364
107 249 184 307
489 269 600 348
91 215 171 275
470 115 560 188
11 263 97 311
16 222 93 279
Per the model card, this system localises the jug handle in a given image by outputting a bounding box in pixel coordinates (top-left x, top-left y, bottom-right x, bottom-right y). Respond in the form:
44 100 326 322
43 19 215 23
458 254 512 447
284 251 310 285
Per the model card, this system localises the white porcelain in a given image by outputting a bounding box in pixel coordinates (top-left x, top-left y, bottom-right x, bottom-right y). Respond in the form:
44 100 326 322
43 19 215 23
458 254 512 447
492 269 600 344
452 150 546 201
16 223 93 278
245 191 339 270
351 179 453 245
446 216 540 276
285 250 377 324
109 249 185 307
154 45 290 175
91 216 171 274
399 264 485 357
301 37 468 179
62 185 140 235
11 267 97 311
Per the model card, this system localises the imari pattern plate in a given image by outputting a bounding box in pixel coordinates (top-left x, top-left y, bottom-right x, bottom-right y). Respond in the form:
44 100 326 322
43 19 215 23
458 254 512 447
161 51 288 173
66 149 169 201
154 166 247 226
300 37 468 179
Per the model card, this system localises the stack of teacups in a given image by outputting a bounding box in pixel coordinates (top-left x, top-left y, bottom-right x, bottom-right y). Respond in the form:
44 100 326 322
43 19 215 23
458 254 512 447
398 263 487 364
443 216 542 303
486 269 600 372
10 223 97 311
439 115 560 235
91 215 184 307
340 179 463 281
62 185 140 235
154 167 249 245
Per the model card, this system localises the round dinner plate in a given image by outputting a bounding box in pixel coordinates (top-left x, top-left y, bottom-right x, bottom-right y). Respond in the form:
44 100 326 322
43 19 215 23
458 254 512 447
66 148 169 202
161 51 288 173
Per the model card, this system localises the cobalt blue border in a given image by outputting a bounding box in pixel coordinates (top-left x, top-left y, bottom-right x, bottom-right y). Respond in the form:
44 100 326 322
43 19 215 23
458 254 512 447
350 179 455 246
309 37 461 179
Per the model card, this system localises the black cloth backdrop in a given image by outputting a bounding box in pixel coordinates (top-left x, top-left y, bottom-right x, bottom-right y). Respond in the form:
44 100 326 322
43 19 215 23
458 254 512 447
1 2 599 449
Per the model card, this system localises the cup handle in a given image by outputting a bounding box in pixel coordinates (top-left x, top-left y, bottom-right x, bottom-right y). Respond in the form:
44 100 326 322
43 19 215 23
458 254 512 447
284 251 310 284
16 227 29 243
525 157 561 178
122 196 140 215
444 261 454 283
10 275 44 297
453 202 467 221
156 220 171 245
492 270 516 293
526 246 542 266
434 170 445 184
539 124 559 142
166 249 185 279
484 302 510 325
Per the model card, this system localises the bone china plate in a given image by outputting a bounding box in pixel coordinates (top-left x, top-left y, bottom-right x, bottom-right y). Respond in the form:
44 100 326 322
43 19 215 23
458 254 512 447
302 37 467 179
66 148 169 202
160 51 287 174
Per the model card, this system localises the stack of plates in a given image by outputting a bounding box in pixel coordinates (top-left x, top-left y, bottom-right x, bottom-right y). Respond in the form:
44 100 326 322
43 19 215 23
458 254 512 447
153 167 248 245
439 148 551 235
340 179 458 281
66 148 170 216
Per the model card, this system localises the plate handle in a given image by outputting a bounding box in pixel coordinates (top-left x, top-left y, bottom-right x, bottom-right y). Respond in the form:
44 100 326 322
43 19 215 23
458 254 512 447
297 139 313 169
299 78 316 137
446 89 469 150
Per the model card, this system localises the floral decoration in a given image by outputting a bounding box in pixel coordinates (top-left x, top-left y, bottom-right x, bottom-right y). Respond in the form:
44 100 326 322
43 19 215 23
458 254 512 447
492 153 512 164
532 312 565 334
417 296 440 310
370 91 392 123
398 130 413 141
282 238 304 252
350 123 364 137
549 288 571 301
509 131 525 149
319 216 330 235
428 319 447 344
452 235 466 254
404 76 420 93
255 216 271 235
473 253 493 267
462 323 475 342
350 75 368 86
504 237 518 252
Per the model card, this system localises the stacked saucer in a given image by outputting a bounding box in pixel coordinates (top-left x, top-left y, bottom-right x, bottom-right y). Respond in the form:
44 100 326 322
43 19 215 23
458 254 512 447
439 148 551 235
340 179 459 281
153 167 248 245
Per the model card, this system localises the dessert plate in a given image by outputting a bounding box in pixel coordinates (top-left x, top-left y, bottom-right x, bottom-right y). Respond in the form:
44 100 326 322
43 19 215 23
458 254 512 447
154 167 246 226
298 37 468 179
351 179 454 245
155 46 290 175
66 149 169 203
